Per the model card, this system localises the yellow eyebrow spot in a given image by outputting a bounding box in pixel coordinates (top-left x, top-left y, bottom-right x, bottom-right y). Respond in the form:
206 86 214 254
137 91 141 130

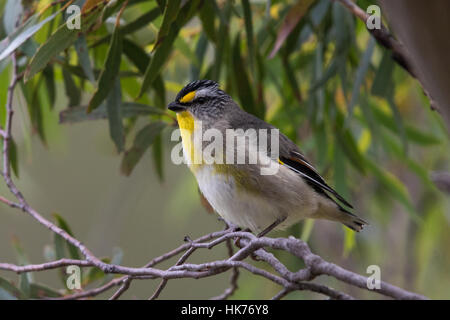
180 91 196 103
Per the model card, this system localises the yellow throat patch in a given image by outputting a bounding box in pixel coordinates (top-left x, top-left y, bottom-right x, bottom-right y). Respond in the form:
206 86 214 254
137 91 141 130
176 111 199 168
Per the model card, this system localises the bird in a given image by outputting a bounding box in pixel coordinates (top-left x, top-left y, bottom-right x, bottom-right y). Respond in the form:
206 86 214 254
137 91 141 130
168 80 367 236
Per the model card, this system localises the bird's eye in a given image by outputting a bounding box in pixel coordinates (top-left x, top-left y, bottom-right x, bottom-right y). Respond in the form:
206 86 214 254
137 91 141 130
196 97 206 104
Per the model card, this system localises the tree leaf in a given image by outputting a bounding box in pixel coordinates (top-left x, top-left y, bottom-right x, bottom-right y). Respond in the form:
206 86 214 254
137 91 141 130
152 134 164 182
62 66 81 108
3 0 23 35
138 0 201 96
347 37 375 119
269 0 315 58
24 4 105 81
123 38 149 74
0 9 60 61
154 0 181 51
232 33 259 117
59 102 166 123
106 79 125 153
0 276 23 300
52 213 81 260
242 0 255 73
11 237 32 298
75 35 95 83
121 122 166 176
29 283 62 298
87 23 123 112
198 0 216 42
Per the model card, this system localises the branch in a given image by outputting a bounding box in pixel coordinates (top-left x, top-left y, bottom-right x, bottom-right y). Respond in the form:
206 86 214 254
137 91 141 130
336 0 440 113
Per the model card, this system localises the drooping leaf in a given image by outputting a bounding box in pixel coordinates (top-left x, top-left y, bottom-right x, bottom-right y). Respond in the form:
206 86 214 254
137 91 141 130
198 0 216 42
11 237 32 298
87 22 123 112
29 283 62 298
106 79 125 153
152 134 164 182
75 35 95 83
154 0 181 50
0 9 61 61
3 0 23 35
59 102 166 123
24 4 105 81
0 276 23 300
269 0 315 58
242 0 255 73
232 33 259 117
190 33 208 80
62 67 81 108
121 122 167 176
138 0 201 96
52 213 81 260
347 37 375 119
366 158 418 220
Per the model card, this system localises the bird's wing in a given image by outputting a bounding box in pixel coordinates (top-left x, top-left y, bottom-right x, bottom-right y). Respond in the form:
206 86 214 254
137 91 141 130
279 150 353 209
226 107 353 208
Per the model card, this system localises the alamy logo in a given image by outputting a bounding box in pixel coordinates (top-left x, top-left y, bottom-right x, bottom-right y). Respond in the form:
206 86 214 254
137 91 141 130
366 5 381 30
66 265 81 290
366 265 381 290
66 5 81 30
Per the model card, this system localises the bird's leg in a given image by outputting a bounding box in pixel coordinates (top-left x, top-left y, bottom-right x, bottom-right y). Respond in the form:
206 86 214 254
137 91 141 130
257 216 287 237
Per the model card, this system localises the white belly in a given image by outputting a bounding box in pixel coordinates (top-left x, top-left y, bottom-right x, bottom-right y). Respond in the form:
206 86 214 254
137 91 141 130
194 165 315 232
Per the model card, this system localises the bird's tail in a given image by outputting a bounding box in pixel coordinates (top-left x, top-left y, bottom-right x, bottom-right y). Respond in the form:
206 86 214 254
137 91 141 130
338 209 368 232
317 200 368 232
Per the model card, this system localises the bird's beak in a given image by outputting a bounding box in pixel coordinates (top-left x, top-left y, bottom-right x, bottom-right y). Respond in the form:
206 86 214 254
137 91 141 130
168 101 186 113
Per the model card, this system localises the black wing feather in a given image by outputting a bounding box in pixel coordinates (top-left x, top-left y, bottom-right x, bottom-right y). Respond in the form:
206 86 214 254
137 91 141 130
280 155 354 209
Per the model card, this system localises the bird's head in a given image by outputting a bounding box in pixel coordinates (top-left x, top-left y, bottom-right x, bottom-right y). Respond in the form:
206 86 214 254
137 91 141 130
168 80 231 121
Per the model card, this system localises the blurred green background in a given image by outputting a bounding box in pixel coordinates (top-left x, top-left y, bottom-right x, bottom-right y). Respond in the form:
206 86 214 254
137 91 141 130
0 0 449 299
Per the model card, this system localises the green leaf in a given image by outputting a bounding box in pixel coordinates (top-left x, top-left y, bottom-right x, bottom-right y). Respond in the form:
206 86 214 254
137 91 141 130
75 35 95 83
59 102 166 124
0 276 23 299
152 134 164 182
174 37 199 66
3 0 23 35
347 37 375 119
198 0 216 42
11 237 32 298
242 0 255 74
212 0 231 81
84 258 111 285
123 38 149 74
87 24 123 112
106 79 124 153
62 66 81 108
24 5 105 81
52 213 81 260
366 158 418 220
190 33 208 80
0 9 60 61
29 283 62 298
43 65 56 109
232 33 259 117
91 7 161 48
269 0 315 58
139 0 201 96
154 0 181 50
121 122 166 176
371 50 395 97
282 56 302 102
9 138 19 177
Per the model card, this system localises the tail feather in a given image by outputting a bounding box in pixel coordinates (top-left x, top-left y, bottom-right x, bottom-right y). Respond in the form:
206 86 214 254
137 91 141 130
338 207 368 232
